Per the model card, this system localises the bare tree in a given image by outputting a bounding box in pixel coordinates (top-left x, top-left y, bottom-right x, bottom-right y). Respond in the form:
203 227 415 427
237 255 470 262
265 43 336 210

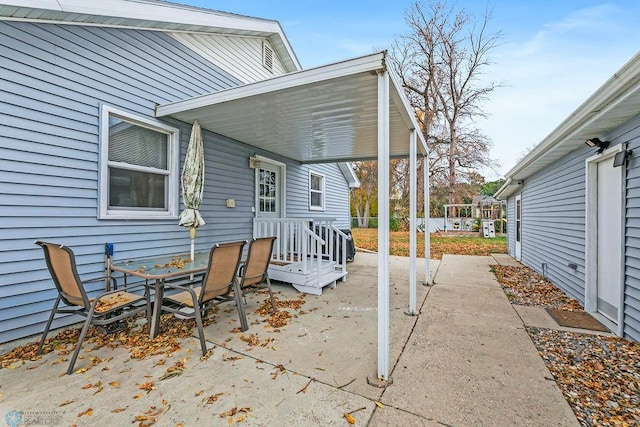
351 161 378 227
390 0 502 204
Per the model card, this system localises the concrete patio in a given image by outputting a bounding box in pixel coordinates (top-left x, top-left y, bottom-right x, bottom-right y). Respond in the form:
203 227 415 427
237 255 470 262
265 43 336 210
0 253 578 426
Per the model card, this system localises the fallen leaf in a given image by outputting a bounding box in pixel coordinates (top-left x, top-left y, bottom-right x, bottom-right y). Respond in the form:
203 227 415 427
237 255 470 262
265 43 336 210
139 382 155 393
159 370 183 381
297 378 313 394
78 407 93 417
109 381 119 387
205 393 224 404
375 401 384 408
344 413 355 424
111 408 127 413
59 400 74 407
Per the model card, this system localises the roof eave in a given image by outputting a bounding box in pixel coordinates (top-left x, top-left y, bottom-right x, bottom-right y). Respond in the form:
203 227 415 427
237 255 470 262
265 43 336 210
504 52 640 182
338 163 361 188
0 0 301 72
156 51 388 118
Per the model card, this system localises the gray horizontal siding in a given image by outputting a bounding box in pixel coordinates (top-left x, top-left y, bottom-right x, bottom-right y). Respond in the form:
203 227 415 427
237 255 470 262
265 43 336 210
514 111 640 342
0 21 237 342
506 194 515 257
286 163 351 229
519 147 590 304
0 21 351 344
617 116 640 341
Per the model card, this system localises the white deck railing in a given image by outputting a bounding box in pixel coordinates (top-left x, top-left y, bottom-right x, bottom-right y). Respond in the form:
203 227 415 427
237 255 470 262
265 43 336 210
253 217 349 286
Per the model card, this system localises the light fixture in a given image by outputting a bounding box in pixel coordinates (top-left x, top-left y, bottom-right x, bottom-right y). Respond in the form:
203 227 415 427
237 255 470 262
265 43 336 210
585 137 610 154
249 155 261 169
613 147 633 167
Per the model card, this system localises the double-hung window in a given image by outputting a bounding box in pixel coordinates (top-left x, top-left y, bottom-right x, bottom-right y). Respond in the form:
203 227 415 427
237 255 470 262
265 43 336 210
99 106 179 219
309 171 325 211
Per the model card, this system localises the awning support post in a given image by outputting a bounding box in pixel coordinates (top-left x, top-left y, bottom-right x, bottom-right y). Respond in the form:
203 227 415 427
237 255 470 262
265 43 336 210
376 70 390 382
406 129 417 315
424 154 431 285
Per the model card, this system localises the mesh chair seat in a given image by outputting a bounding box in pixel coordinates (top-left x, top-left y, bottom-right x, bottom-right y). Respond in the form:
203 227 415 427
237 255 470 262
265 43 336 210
165 287 202 307
91 291 145 313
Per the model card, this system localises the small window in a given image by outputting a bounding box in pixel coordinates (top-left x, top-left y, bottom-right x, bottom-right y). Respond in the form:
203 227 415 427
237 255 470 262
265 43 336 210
262 40 274 73
99 106 179 219
309 172 325 211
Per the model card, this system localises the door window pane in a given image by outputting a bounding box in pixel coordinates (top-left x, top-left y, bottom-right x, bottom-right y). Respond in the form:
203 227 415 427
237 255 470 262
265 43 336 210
259 169 277 213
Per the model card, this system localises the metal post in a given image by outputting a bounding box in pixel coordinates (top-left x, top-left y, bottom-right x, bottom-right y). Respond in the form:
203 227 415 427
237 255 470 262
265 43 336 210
376 70 390 382
407 130 417 315
444 204 448 233
424 155 431 285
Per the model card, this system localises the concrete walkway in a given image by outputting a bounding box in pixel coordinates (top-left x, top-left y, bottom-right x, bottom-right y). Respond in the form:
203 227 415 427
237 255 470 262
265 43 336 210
370 254 578 426
0 254 578 426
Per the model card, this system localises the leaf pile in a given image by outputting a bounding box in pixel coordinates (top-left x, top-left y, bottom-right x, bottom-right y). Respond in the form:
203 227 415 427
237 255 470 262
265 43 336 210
255 295 307 328
153 255 191 269
491 265 582 310
528 328 640 425
0 313 215 370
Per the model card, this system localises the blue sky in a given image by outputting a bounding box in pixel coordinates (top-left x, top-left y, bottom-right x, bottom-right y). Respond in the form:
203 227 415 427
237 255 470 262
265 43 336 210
179 1 640 179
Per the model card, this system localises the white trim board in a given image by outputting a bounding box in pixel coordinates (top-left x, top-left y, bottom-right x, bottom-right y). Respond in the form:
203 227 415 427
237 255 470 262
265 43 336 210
585 144 625 336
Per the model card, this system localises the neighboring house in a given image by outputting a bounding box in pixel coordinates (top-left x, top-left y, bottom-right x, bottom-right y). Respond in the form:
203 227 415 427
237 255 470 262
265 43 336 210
0 0 368 344
495 52 640 341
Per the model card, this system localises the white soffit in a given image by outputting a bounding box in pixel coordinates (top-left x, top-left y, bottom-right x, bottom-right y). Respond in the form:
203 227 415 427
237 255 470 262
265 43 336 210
156 52 427 163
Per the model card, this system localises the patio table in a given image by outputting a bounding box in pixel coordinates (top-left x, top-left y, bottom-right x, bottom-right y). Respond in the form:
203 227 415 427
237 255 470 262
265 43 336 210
110 252 209 338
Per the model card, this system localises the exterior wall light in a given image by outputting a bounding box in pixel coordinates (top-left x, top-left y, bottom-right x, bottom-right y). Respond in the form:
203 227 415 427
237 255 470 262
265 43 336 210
585 137 610 154
613 143 633 167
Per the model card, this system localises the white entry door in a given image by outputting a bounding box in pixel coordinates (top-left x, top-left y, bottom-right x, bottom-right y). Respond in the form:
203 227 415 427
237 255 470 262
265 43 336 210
515 194 522 260
595 158 623 323
256 158 285 219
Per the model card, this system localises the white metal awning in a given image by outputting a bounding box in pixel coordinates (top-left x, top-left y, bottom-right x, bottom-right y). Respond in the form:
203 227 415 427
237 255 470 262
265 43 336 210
156 51 430 383
156 51 427 163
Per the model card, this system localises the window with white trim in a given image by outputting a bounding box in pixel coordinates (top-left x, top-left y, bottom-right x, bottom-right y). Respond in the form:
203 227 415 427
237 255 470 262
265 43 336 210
99 106 179 219
309 171 325 211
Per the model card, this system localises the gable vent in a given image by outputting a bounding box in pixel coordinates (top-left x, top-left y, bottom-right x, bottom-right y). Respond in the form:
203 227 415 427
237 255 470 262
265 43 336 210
262 41 274 73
